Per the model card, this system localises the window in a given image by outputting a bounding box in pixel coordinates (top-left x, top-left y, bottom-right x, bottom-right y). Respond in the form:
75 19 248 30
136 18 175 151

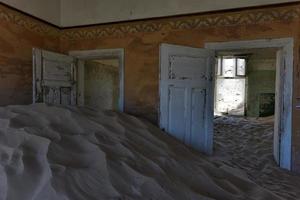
216 56 247 77
216 57 222 76
236 58 246 76
222 58 236 77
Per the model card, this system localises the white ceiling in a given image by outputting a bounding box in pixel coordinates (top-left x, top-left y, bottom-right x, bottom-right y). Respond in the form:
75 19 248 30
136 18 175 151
1 0 299 27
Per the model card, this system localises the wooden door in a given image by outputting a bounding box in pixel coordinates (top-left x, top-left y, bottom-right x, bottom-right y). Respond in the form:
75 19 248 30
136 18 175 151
33 49 77 105
160 44 215 154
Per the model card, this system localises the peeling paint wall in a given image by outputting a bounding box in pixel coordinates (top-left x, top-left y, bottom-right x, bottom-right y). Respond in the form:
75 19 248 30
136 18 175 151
59 4 300 126
0 4 60 106
60 3 300 172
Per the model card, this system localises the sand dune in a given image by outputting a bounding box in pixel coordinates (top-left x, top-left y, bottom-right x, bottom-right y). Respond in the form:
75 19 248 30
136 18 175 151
0 104 283 200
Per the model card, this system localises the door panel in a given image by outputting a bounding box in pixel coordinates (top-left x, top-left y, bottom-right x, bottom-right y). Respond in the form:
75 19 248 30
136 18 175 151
168 86 186 141
191 88 206 151
33 48 77 105
43 60 73 81
60 87 72 105
160 43 215 154
170 56 207 80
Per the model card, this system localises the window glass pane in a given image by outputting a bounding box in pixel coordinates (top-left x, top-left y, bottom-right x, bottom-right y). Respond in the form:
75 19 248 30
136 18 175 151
237 58 246 76
222 58 235 77
216 58 222 76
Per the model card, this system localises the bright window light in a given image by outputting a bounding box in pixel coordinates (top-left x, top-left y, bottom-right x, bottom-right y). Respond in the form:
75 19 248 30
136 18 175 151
236 58 246 76
222 58 235 77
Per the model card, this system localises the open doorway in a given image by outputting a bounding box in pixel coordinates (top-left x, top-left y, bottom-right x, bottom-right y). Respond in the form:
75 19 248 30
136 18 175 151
82 59 119 110
206 38 293 170
213 48 279 170
69 49 124 112
32 48 124 112
159 38 293 171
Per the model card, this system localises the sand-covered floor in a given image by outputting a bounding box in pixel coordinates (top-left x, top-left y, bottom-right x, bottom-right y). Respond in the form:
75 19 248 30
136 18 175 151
213 116 300 200
0 104 295 200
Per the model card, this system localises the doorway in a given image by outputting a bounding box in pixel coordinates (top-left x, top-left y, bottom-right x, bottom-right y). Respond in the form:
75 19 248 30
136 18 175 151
159 38 293 171
82 59 119 110
32 48 124 112
69 49 125 111
206 39 293 170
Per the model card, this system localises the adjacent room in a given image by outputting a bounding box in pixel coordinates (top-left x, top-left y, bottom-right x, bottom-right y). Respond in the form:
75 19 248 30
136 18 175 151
214 48 277 117
1 1 300 200
213 48 300 199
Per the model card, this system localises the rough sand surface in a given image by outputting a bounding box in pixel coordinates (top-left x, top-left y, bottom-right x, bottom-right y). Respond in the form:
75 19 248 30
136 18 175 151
0 104 284 200
214 116 300 200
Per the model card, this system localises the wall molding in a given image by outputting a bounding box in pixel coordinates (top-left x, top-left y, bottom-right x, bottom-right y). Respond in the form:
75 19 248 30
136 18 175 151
0 2 300 39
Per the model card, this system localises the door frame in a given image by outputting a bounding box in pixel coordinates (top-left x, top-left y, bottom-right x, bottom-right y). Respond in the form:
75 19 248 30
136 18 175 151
69 48 125 112
205 38 294 170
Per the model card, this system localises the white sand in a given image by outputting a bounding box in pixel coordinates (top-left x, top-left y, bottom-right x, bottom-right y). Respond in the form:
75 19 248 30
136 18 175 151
0 104 284 200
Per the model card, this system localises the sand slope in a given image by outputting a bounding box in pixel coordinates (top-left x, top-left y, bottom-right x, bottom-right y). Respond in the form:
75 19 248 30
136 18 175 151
0 104 282 200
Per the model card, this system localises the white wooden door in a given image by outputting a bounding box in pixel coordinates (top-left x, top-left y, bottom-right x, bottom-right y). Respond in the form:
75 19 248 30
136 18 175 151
33 49 77 105
160 44 215 154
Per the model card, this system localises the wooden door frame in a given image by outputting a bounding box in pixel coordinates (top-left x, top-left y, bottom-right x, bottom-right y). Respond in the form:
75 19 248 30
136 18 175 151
69 48 125 112
205 38 294 170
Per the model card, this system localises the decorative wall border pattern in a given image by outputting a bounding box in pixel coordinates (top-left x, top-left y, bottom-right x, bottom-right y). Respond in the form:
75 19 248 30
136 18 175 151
61 4 300 40
0 4 60 37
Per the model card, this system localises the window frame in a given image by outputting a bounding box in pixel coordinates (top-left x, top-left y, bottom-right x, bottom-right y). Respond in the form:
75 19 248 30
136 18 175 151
216 56 247 78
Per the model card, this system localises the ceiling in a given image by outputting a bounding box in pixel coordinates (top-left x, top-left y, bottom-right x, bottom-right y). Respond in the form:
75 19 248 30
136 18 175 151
0 0 299 27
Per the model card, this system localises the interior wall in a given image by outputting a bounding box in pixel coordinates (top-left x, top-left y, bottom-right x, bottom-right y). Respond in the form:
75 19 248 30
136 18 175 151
0 4 60 106
60 0 299 27
60 3 300 172
246 51 277 117
0 0 60 25
84 60 119 111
